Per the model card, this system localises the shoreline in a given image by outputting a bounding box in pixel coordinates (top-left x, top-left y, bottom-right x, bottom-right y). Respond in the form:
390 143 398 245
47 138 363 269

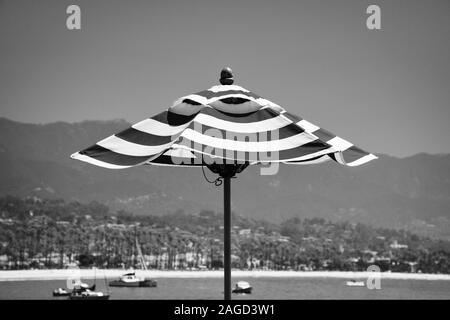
0 269 449 282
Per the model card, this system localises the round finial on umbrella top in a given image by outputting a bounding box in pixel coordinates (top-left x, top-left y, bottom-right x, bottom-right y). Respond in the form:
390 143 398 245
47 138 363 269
220 67 234 85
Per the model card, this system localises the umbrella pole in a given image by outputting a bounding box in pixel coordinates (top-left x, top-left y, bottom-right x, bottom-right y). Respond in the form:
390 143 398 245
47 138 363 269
223 176 231 300
208 162 247 300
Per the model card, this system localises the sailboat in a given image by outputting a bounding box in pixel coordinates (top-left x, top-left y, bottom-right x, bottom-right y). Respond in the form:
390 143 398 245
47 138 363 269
345 279 365 287
232 281 252 294
109 237 157 288
69 269 110 300
68 287 110 300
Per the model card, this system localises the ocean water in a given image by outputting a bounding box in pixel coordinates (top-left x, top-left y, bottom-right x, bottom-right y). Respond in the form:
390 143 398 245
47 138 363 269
0 277 449 299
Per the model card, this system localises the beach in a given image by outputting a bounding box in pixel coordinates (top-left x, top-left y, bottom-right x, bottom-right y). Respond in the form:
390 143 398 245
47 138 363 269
0 269 449 282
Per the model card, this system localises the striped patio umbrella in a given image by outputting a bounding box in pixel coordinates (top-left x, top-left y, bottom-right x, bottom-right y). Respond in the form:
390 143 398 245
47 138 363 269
71 68 377 299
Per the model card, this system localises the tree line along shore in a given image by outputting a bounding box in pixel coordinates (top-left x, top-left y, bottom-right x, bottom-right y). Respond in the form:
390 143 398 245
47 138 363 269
0 196 449 274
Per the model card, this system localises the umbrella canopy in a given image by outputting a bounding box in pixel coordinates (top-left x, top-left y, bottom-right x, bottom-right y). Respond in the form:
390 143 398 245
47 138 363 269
71 69 377 169
71 68 377 300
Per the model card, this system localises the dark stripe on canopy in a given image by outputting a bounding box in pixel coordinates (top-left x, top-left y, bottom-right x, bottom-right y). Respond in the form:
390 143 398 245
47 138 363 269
149 153 224 166
199 107 277 123
182 98 202 105
328 153 338 162
147 154 201 166
193 89 262 100
115 127 173 146
312 128 336 142
79 145 155 166
341 146 370 164
152 111 199 126
219 97 251 104
282 112 303 123
285 154 328 163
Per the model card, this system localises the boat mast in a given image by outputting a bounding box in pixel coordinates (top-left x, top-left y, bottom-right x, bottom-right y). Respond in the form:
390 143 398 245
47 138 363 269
136 236 147 271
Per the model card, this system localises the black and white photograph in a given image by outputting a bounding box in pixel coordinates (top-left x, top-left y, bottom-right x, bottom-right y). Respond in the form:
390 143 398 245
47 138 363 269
0 0 449 315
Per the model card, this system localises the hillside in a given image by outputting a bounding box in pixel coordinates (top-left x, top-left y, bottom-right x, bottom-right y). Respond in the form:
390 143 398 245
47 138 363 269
0 117 449 239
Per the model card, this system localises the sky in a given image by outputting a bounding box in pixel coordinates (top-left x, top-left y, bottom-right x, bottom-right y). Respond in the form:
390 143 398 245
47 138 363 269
0 0 449 157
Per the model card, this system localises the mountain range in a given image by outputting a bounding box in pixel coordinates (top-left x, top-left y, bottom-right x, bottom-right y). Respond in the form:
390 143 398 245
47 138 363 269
1 117 449 239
